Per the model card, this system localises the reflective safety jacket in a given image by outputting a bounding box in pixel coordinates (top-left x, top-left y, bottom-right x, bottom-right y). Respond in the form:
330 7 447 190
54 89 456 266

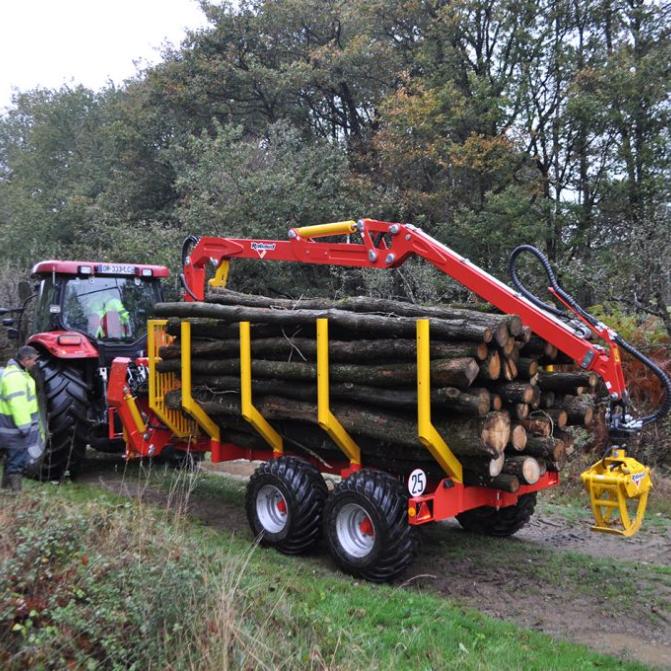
91 296 130 338
0 359 43 452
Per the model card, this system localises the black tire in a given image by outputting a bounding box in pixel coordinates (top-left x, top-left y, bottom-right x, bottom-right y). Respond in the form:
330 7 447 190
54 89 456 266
323 469 418 582
456 492 537 537
246 457 328 555
25 357 91 481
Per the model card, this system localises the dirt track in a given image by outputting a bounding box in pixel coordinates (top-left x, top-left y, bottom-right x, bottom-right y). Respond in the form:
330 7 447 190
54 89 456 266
78 456 671 669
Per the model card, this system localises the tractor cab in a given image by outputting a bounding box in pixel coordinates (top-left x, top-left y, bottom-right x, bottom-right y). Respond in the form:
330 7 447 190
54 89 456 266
30 261 168 366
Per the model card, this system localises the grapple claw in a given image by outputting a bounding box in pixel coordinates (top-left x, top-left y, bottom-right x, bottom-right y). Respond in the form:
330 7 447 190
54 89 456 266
580 449 652 537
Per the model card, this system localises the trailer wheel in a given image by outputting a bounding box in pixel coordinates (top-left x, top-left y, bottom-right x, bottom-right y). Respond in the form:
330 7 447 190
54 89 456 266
323 469 418 582
456 492 537 537
24 357 90 481
246 457 328 555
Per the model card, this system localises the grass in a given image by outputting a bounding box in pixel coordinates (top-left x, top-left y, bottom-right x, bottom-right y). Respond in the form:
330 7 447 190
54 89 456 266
0 464 661 670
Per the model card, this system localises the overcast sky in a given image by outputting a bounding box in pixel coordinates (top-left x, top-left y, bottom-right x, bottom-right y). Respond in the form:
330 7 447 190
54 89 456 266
0 0 211 112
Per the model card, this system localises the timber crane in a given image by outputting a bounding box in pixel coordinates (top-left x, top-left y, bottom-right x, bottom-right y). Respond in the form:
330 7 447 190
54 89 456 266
179 219 670 537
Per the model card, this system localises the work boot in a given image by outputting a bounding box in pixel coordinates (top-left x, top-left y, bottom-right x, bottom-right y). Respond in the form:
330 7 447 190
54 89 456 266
8 474 22 493
0 470 10 491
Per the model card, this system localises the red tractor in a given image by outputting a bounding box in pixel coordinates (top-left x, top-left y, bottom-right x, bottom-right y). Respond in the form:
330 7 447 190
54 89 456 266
0 260 168 479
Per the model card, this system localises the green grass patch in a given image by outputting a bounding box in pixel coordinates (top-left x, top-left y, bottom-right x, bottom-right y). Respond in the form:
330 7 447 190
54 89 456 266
0 474 657 670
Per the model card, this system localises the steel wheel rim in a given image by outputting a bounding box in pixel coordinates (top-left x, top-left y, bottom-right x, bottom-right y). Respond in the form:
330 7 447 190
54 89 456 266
256 484 288 533
336 503 375 558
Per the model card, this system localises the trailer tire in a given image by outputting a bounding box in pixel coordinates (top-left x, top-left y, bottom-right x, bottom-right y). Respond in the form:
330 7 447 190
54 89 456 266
456 492 537 537
323 469 418 582
246 457 328 555
25 357 90 481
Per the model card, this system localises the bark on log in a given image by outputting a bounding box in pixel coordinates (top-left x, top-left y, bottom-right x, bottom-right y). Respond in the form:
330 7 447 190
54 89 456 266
557 395 594 426
165 390 510 457
154 302 493 343
461 454 505 477
519 416 552 437
206 289 519 345
521 436 566 462
462 472 520 493
188 376 490 416
159 336 489 363
536 371 598 393
540 391 556 409
477 351 502 381
544 408 568 428
491 382 536 405
165 318 300 340
517 357 540 378
158 355 480 389
501 456 541 485
522 336 557 359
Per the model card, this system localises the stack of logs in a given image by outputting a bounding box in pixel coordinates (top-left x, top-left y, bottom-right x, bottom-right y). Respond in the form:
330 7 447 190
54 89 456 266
153 289 598 493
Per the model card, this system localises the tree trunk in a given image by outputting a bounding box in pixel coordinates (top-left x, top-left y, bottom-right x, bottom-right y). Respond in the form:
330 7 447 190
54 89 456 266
557 395 594 426
159 336 489 363
165 390 510 457
206 289 521 340
462 472 520 493
154 302 493 343
536 371 598 393
158 355 480 389
501 456 541 484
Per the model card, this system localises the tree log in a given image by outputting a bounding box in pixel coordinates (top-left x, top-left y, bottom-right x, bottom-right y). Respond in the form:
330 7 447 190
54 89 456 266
519 416 552 437
158 355 480 389
544 408 568 428
521 436 566 461
536 371 598 393
491 382 536 405
509 424 528 451
206 289 520 345
557 395 594 426
501 456 541 484
462 472 520 493
165 390 510 457
154 302 493 343
187 376 490 416
517 357 540 378
159 336 488 363
477 351 502 381
460 454 505 477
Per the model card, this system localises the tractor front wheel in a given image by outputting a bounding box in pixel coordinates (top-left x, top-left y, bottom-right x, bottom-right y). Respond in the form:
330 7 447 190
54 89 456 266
25 357 91 481
323 469 418 582
246 457 328 555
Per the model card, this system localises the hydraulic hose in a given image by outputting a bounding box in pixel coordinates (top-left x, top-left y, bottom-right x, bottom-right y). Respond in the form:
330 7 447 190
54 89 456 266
613 335 671 426
509 244 671 427
179 235 201 301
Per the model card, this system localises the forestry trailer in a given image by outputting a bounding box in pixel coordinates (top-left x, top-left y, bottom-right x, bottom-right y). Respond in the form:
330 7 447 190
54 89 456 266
41 220 671 580
0 260 169 479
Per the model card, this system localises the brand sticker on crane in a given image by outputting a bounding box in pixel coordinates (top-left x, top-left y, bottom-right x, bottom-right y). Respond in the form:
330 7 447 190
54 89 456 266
631 471 647 488
251 241 277 258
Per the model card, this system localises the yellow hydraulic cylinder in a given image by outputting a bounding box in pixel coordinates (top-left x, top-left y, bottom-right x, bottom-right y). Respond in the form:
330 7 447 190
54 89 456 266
239 321 283 455
293 220 358 239
316 318 361 465
416 319 463 482
208 259 230 289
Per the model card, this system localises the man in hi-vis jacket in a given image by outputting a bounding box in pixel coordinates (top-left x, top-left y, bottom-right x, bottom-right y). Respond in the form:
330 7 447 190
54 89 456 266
0 346 41 492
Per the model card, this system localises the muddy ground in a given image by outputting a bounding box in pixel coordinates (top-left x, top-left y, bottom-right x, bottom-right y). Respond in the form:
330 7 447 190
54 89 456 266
77 456 671 669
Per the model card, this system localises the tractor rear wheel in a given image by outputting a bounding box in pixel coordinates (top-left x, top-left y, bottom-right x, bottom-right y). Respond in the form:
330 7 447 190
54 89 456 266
246 457 328 555
323 469 418 582
456 492 537 537
25 357 90 481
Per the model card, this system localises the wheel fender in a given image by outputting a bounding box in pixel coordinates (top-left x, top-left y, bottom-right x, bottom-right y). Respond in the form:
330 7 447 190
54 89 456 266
28 332 98 359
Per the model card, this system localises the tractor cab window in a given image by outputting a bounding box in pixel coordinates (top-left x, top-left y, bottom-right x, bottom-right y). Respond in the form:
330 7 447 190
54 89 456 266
61 276 159 341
